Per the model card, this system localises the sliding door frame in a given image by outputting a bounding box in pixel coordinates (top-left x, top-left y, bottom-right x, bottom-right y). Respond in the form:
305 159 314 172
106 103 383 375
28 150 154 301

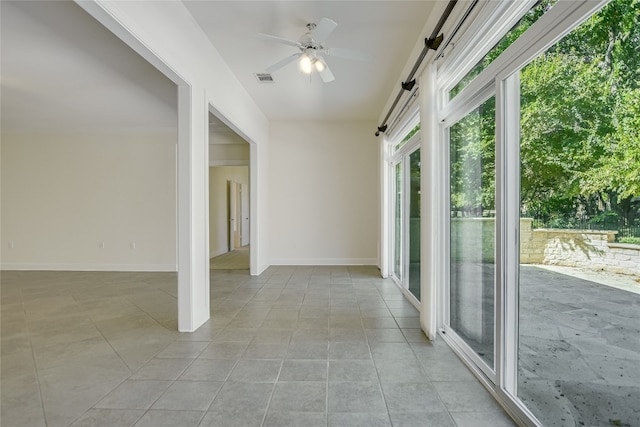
431 1 611 425
389 126 421 308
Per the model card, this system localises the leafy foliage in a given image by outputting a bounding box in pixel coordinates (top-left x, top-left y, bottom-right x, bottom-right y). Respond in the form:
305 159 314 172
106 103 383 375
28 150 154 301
450 97 495 215
619 237 640 244
450 0 556 98
450 0 640 233
521 0 640 229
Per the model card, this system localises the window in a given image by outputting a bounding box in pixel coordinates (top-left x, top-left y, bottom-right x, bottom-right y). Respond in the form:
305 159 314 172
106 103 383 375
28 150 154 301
449 0 557 99
392 123 421 153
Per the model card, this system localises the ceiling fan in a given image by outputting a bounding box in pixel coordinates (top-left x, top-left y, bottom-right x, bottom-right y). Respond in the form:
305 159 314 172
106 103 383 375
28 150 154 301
258 18 371 83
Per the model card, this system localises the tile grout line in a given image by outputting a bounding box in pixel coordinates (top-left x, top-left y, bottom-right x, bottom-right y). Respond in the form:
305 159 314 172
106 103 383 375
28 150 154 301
257 278 290 427
227 274 285 427
370 282 397 427
74 275 198 425
325 356 330 427
21 294 49 427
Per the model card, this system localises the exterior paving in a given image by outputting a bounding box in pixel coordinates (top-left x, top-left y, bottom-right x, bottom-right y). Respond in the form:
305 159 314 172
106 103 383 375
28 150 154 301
519 265 640 427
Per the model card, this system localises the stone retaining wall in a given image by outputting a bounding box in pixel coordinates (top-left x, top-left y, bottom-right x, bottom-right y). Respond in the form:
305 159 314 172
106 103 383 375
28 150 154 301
451 218 640 276
520 218 640 276
451 218 495 263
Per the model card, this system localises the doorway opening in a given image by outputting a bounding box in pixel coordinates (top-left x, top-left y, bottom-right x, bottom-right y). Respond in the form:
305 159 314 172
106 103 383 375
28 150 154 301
208 113 250 270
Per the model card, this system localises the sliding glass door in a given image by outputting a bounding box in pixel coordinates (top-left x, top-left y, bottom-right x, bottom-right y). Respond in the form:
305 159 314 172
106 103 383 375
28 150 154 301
408 148 421 300
393 162 403 282
390 124 421 303
516 2 640 425
434 1 631 425
448 96 496 371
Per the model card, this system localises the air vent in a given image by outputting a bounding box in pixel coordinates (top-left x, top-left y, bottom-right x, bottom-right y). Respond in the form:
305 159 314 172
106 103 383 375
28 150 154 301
254 73 275 83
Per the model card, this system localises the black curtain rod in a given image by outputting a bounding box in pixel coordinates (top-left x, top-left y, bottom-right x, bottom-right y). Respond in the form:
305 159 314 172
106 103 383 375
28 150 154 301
435 0 480 61
376 0 457 136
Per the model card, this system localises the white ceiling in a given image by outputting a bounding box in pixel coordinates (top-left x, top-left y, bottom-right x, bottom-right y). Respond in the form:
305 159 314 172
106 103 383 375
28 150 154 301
1 1 437 134
184 1 436 121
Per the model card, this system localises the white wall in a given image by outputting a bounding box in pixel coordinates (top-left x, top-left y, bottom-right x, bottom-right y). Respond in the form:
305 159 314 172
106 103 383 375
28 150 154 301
77 0 271 329
1 130 177 270
269 121 378 265
209 166 249 258
78 1 270 293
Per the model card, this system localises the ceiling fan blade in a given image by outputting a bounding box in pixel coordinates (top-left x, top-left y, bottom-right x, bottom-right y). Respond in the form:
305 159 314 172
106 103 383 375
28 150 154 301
317 58 335 83
312 17 337 43
265 53 302 73
257 33 301 48
325 47 372 62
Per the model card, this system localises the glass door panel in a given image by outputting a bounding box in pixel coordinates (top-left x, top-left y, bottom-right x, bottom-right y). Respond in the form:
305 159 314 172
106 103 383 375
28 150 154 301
408 149 421 300
391 139 421 303
517 2 640 425
393 162 403 281
449 96 496 369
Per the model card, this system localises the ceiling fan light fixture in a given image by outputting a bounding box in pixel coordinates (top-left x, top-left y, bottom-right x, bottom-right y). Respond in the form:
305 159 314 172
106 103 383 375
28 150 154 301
299 55 312 74
260 17 370 82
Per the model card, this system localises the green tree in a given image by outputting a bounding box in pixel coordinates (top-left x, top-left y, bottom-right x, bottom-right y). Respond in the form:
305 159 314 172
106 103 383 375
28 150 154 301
450 97 495 216
519 0 640 226
449 0 640 230
520 51 613 218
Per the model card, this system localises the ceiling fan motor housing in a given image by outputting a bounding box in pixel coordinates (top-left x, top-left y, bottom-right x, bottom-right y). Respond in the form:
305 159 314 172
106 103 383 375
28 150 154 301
299 35 323 51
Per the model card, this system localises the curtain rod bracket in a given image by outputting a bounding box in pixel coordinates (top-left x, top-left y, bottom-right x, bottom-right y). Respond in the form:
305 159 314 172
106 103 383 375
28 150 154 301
401 79 416 92
375 124 388 137
426 34 444 51
374 0 456 136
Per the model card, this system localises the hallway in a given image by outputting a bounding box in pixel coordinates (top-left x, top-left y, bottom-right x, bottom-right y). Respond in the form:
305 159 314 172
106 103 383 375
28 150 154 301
210 246 250 270
1 267 514 426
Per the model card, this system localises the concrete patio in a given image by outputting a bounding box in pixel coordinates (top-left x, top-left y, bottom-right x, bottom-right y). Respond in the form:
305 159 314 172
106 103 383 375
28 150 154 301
518 265 640 427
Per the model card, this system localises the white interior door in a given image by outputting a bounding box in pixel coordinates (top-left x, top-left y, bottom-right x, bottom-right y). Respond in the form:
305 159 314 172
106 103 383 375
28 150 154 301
228 180 238 251
240 183 249 246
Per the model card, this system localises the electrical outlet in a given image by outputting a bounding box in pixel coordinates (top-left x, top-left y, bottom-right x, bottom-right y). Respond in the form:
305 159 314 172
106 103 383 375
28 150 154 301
9 241 15 249
99 242 105 249
130 242 136 250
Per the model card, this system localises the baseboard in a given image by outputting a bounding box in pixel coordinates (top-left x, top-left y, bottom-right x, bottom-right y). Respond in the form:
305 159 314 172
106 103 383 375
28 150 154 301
0 263 177 272
254 263 271 276
269 258 377 266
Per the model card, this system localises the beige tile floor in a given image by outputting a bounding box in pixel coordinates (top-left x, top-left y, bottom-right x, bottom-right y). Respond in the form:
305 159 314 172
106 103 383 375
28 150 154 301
210 246 250 270
1 266 516 427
